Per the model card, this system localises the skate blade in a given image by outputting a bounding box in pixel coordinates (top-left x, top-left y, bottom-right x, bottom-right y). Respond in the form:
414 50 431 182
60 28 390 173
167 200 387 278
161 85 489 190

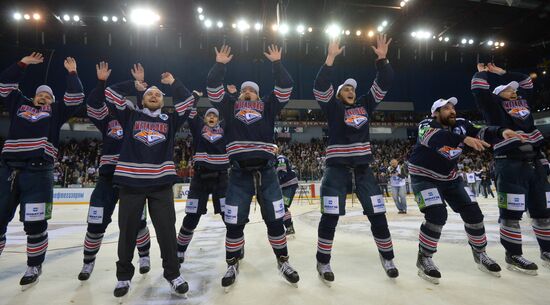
171 291 188 298
506 264 537 276
223 284 235 294
542 260 550 270
116 294 128 304
21 279 39 291
417 269 439 285
477 264 501 278
317 273 333 287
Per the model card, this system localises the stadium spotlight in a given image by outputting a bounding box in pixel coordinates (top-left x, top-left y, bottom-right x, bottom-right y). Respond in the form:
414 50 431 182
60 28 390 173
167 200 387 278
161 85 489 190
279 23 289 35
33 13 41 20
468 39 474 44
112 16 118 22
198 14 205 21
217 21 224 28
254 22 262 31
197 7 203 14
13 12 22 20
382 20 388 27
356 30 362 36
345 29 351 36
296 24 305 34
73 15 80 22
461 38 467 44
237 19 250 32
400 1 405 7
102 16 108 22
377 25 383 32
308 27 313 33
438 36 443 41
368 30 374 37
325 24 341 38
130 8 161 26
499 42 505 47
444 37 449 42
411 32 417 37
204 19 212 28
487 40 493 46
24 14 31 20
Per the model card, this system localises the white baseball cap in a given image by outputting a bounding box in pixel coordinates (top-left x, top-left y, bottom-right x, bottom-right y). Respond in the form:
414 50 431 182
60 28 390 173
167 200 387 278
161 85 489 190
337 78 357 96
492 81 518 96
431 97 458 116
35 85 55 102
205 107 219 117
144 86 165 96
240 81 259 95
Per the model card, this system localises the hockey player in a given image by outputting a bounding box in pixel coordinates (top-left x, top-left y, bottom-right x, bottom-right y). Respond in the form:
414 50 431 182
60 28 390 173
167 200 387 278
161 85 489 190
105 66 191 297
77 62 151 281
472 63 550 274
176 104 231 263
276 151 299 236
206 44 299 288
312 36 398 282
409 97 521 284
0 53 84 288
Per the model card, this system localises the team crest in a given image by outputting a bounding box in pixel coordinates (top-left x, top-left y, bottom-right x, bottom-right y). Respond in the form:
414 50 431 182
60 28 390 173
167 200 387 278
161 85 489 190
201 125 223 143
234 100 264 124
107 120 123 139
453 126 467 135
344 107 368 129
133 121 168 146
17 105 51 122
438 146 462 159
503 100 530 120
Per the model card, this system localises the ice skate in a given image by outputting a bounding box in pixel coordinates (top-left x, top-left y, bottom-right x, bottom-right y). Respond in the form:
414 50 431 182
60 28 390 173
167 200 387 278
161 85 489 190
113 280 130 302
541 252 550 269
416 252 441 284
222 258 239 292
177 251 185 264
277 256 299 287
505 253 538 276
78 261 95 281
316 261 334 286
139 256 150 274
472 251 501 277
286 224 296 239
379 254 399 278
169 275 189 297
20 265 42 291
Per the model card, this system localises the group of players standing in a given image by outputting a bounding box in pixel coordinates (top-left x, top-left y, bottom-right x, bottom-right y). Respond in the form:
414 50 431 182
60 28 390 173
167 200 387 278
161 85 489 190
0 33 548 298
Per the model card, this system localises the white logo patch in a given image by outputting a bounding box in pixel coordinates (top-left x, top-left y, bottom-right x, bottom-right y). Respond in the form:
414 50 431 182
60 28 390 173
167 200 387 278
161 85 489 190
186 199 199 214
224 205 238 224
273 199 285 219
546 192 550 209
323 196 340 214
464 187 476 202
371 195 386 213
507 193 525 211
25 203 46 222
420 188 443 207
87 206 104 224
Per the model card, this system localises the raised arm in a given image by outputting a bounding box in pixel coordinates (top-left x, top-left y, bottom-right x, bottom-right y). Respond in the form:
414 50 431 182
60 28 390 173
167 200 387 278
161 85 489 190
86 61 111 131
264 45 293 109
313 40 343 109
206 45 233 109
487 63 533 101
105 78 139 124
160 72 193 129
0 52 44 107
59 57 85 123
364 34 393 113
418 119 491 154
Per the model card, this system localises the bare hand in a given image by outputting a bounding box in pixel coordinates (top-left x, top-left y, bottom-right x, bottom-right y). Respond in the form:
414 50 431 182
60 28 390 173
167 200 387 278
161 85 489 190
96 61 112 81
325 39 345 67
263 44 282 62
64 57 77 73
21 52 44 65
477 63 488 72
131 63 145 82
502 129 525 142
160 72 175 85
227 84 237 94
371 34 392 60
463 136 491 152
134 81 148 92
215 45 233 64
487 63 506 75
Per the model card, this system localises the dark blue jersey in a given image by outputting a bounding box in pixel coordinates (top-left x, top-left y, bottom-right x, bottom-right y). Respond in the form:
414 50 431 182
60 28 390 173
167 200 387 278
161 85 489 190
105 79 193 187
206 61 293 162
409 118 502 181
187 109 229 170
0 62 84 163
313 59 393 166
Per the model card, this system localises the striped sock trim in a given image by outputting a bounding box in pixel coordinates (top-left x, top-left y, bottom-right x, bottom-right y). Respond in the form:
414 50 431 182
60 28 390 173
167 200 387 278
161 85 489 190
226 237 245 252
532 225 550 242
136 228 150 255
177 231 194 247
268 234 287 250
27 232 48 258
84 232 104 253
500 225 522 245
419 231 439 253
317 237 333 255
467 233 488 249
374 236 393 252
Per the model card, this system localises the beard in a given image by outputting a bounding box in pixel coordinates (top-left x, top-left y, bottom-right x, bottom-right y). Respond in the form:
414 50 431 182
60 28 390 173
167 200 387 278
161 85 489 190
440 115 456 126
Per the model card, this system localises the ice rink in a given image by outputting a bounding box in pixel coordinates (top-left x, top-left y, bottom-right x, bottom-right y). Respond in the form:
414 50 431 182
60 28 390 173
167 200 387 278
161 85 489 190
0 195 548 305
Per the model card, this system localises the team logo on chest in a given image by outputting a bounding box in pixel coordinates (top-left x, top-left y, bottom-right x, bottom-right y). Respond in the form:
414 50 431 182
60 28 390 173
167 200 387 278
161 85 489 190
201 125 224 143
502 100 530 120
133 121 168 146
344 107 368 129
234 100 264 125
107 120 123 140
438 146 462 159
17 105 51 122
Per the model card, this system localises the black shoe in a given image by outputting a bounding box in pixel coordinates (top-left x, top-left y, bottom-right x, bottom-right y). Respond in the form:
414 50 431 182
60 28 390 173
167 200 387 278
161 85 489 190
169 276 189 295
20 265 42 288
380 255 399 278
473 251 501 276
316 262 334 282
278 256 299 284
113 280 130 298
286 225 296 236
78 262 95 281
139 256 150 274
416 252 441 284
178 251 185 264
222 258 239 287
505 252 538 275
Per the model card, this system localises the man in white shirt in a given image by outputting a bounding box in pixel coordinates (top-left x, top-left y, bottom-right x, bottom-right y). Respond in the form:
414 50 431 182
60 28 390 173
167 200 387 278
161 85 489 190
389 159 407 214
